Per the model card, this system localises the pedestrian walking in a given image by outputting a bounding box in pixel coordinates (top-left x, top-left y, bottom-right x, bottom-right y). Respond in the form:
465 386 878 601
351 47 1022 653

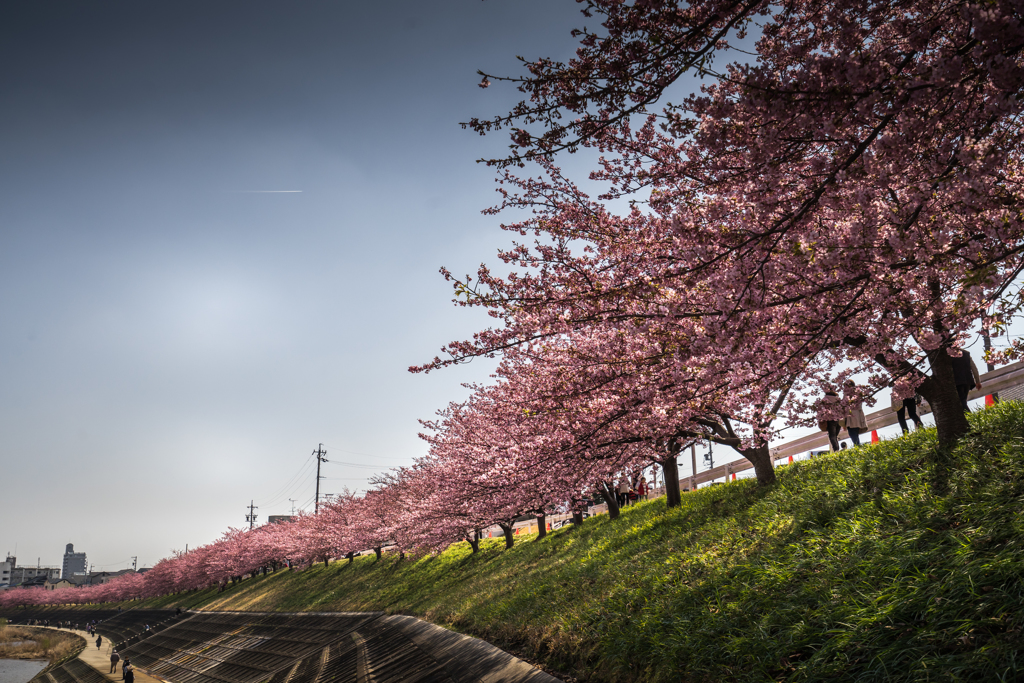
950 348 982 412
123 660 134 683
96 635 102 650
616 478 629 508
818 388 843 451
844 380 868 446
891 386 924 434
637 476 648 502
110 650 120 673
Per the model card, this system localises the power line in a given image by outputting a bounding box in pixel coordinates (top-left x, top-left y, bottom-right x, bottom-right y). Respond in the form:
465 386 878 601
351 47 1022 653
324 460 396 470
320 444 409 461
260 455 317 508
261 467 317 510
91 558 135 569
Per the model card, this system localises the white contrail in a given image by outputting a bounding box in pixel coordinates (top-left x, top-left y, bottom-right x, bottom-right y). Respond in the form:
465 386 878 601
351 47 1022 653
231 190 303 193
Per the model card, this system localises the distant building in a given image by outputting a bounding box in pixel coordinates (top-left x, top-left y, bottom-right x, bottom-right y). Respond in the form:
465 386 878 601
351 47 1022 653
3 555 61 587
44 578 74 591
268 515 295 525
13 565 62 585
88 568 135 585
62 543 88 581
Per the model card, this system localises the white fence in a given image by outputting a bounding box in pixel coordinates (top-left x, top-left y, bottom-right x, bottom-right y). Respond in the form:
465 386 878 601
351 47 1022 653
683 360 1024 489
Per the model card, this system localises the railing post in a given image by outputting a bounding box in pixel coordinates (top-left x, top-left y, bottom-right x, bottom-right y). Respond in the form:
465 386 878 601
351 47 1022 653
690 443 697 492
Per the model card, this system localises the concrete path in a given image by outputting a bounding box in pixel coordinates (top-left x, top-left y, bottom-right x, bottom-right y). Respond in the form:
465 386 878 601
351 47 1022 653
53 628 166 683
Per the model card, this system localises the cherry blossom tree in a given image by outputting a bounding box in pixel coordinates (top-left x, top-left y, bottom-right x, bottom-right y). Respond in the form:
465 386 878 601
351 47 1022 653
423 0 1023 461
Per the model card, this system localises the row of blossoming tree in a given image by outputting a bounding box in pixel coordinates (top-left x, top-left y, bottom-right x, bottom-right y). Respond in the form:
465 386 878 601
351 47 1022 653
4 0 1022 610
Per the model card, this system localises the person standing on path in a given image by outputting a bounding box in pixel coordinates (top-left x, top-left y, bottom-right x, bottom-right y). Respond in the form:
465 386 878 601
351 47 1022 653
844 380 868 446
123 660 134 683
818 388 843 452
891 386 924 434
110 650 120 673
951 348 982 412
96 635 102 650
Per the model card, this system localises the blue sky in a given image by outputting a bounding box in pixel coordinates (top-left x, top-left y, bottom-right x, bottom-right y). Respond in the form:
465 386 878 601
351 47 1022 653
0 0 588 569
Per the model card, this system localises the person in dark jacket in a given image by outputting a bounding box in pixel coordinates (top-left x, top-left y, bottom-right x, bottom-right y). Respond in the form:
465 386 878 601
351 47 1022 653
950 348 982 412
123 660 134 683
819 388 842 452
110 650 120 673
891 385 924 434
96 635 102 650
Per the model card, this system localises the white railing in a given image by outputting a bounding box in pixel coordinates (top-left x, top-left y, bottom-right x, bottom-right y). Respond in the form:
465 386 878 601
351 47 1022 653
681 360 1024 489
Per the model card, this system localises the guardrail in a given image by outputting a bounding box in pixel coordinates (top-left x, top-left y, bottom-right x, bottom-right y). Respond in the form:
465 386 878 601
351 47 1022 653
683 360 1024 489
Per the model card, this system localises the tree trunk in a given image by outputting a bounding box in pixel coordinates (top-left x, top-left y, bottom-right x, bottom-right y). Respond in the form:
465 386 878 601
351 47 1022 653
499 522 515 549
597 481 621 519
659 454 681 507
917 348 971 493
572 510 585 526
346 552 354 565
920 348 972 447
399 550 405 561
535 513 547 540
467 531 480 553
373 547 382 560
740 444 776 486
322 556 329 568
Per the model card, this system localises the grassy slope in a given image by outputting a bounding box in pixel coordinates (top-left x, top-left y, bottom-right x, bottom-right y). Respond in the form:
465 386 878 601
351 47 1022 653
125 403 1023 682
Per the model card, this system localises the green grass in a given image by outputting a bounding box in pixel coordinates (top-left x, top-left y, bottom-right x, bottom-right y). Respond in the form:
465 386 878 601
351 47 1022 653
114 402 1024 680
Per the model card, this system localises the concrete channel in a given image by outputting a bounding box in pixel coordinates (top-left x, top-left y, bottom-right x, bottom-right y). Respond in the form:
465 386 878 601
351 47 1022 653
15 609 559 683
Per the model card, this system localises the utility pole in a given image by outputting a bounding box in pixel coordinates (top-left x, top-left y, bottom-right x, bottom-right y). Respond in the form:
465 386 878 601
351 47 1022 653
314 444 328 513
704 441 714 482
131 556 137 571
246 500 259 529
289 499 297 516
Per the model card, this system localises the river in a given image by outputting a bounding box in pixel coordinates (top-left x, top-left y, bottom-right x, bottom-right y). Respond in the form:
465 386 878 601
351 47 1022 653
0 658 47 683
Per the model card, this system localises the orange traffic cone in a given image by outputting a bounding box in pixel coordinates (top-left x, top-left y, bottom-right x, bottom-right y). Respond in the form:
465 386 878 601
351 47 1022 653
788 455 793 463
871 430 879 443
986 394 996 407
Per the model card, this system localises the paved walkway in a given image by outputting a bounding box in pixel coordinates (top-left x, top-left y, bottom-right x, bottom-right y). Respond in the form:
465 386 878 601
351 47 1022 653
52 628 166 683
